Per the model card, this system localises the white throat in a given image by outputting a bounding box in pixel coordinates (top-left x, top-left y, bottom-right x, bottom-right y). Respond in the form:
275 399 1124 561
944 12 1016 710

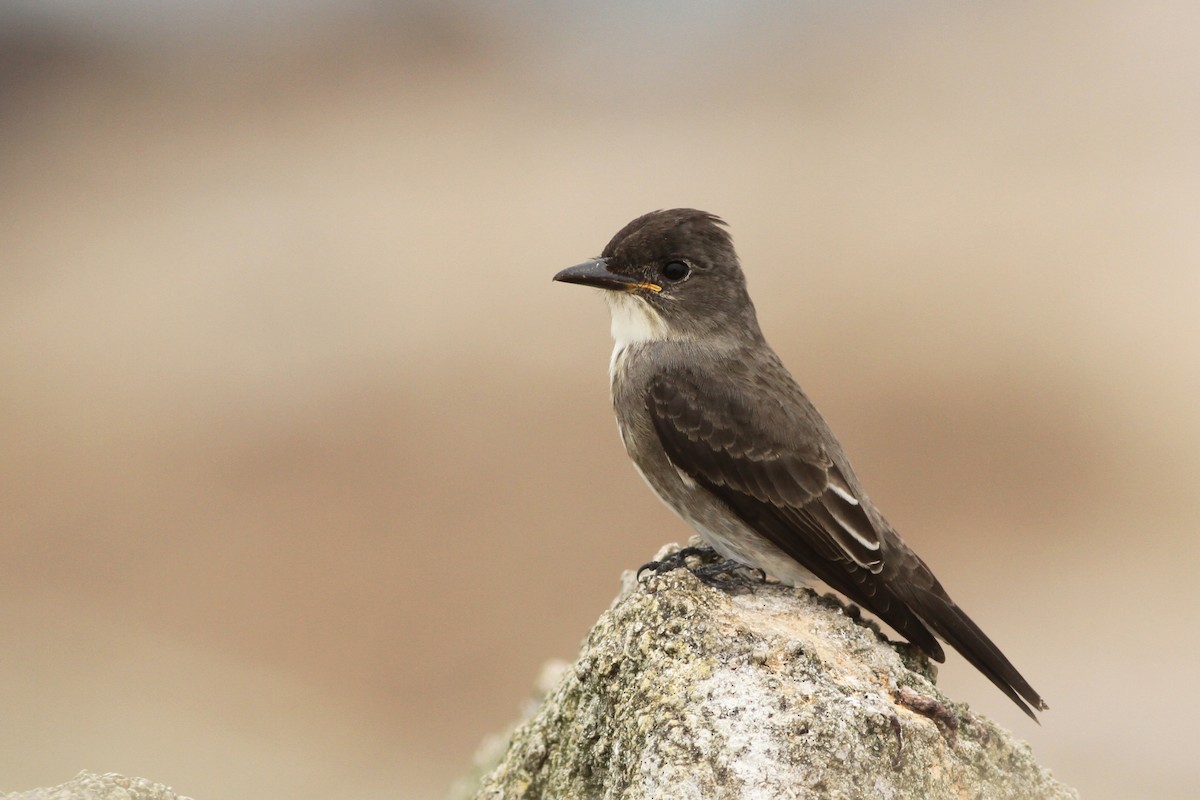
606 292 669 383
606 292 668 348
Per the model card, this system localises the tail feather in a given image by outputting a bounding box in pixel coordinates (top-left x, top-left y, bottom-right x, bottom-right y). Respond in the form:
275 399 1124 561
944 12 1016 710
910 588 1048 721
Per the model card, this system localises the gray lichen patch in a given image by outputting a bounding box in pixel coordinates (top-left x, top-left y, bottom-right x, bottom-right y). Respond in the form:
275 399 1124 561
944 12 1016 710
467 546 1075 800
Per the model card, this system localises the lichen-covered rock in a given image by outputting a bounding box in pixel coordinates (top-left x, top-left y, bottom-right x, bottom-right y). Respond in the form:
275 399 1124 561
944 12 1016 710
467 544 1076 800
0 771 192 800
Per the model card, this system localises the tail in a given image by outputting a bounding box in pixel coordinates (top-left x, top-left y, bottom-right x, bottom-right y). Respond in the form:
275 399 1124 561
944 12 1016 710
905 585 1048 721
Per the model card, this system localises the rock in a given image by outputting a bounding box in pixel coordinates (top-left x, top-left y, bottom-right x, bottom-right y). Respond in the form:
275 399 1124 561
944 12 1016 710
464 543 1076 800
0 771 191 800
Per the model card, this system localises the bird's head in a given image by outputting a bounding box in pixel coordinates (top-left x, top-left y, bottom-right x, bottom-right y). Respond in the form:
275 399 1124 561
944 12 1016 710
553 209 761 345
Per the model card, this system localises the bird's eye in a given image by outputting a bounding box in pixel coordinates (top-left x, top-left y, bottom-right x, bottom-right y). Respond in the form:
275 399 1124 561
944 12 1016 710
662 261 690 282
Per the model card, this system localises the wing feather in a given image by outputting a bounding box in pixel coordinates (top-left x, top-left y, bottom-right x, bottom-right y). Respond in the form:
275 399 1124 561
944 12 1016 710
647 368 885 573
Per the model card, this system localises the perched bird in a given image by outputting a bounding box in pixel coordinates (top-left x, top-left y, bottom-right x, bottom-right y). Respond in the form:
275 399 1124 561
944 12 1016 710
553 209 1047 719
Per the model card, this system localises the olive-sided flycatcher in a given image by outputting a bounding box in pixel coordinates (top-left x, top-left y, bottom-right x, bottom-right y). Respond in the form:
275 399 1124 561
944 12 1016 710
553 208 1047 720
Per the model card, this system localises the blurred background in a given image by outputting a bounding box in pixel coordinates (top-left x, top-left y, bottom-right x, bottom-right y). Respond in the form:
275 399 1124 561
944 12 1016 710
1 1 1197 797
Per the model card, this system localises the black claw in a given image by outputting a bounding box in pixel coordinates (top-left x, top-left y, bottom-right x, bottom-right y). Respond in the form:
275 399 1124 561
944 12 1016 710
637 547 766 590
691 559 766 587
637 546 715 579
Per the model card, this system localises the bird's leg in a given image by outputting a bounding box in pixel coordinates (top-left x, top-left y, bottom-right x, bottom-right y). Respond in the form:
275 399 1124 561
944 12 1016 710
691 559 765 582
637 546 716 579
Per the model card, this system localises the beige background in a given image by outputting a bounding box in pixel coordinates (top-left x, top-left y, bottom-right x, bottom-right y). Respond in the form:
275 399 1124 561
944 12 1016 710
2 3 1197 798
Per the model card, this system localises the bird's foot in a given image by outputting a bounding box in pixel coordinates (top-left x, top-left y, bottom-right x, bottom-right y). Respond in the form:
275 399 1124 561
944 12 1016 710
638 547 765 589
637 546 715 579
691 559 767 588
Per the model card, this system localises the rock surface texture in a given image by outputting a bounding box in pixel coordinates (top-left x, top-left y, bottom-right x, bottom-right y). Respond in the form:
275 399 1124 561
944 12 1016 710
466 545 1076 800
0 772 191 800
